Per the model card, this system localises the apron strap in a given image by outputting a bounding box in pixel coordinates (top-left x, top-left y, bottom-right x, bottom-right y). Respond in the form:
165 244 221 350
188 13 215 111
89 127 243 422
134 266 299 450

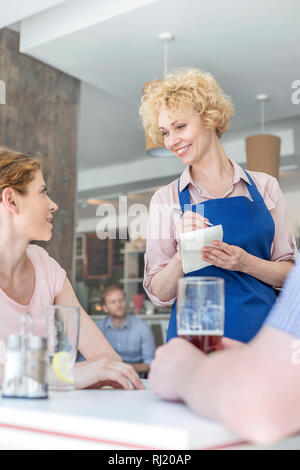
178 179 195 213
243 170 264 203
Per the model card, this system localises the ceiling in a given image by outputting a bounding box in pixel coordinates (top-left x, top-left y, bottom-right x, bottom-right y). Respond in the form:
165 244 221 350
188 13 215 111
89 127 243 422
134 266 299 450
6 0 300 174
0 0 67 30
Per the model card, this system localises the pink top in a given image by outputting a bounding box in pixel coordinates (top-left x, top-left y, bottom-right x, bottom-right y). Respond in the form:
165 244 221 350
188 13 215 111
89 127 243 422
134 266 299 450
0 245 66 363
144 159 298 307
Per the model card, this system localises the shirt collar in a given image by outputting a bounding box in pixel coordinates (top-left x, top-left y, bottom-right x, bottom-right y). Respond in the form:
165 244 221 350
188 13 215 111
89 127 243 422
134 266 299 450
179 157 250 193
231 159 251 185
106 314 130 330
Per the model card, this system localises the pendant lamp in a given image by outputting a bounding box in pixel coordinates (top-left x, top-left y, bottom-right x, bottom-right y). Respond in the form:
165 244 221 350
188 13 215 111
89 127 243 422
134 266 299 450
144 32 174 157
245 94 281 179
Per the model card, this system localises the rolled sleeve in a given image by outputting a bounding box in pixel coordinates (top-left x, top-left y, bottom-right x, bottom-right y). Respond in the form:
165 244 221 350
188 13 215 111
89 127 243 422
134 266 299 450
143 189 178 307
143 252 177 307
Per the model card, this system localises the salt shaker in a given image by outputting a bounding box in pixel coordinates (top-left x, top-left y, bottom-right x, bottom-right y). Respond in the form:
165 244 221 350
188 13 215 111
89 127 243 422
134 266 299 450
2 334 26 398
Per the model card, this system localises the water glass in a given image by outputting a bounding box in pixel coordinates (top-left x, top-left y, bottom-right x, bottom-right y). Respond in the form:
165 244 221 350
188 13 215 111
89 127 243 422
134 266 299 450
177 277 224 353
47 306 80 391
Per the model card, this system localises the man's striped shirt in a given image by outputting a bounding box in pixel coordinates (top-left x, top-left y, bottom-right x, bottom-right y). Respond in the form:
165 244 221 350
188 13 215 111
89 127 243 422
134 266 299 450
265 252 300 337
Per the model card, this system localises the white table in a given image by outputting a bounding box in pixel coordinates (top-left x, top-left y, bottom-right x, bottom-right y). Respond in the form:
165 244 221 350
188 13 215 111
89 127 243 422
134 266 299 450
0 381 299 450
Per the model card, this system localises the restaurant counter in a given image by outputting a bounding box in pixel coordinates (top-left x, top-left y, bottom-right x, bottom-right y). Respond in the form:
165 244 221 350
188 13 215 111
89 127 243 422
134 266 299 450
0 380 299 450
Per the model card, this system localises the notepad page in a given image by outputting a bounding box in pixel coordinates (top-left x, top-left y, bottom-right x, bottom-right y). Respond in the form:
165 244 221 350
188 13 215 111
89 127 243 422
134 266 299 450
179 225 223 274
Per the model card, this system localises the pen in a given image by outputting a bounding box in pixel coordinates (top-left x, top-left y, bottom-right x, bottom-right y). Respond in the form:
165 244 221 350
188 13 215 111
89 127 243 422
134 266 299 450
172 207 214 226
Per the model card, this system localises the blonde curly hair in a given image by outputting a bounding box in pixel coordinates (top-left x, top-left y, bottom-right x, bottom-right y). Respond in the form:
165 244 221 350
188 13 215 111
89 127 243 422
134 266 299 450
139 68 235 145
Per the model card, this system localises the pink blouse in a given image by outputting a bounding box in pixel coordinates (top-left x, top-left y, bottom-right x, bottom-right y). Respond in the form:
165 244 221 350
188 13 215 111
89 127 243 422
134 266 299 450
144 159 298 307
0 245 66 363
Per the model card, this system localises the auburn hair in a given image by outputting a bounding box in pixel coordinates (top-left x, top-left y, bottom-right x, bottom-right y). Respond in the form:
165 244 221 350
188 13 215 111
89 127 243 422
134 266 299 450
0 149 42 202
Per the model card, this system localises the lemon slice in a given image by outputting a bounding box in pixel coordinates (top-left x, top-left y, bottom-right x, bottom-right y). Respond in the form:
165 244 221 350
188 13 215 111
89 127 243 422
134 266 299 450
52 351 74 384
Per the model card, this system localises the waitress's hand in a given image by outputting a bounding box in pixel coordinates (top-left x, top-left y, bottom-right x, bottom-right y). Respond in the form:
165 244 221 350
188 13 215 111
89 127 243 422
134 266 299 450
149 338 204 401
200 240 248 271
175 210 212 241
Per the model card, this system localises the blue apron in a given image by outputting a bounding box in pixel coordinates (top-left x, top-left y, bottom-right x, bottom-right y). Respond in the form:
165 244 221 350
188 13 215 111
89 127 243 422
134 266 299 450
166 170 276 343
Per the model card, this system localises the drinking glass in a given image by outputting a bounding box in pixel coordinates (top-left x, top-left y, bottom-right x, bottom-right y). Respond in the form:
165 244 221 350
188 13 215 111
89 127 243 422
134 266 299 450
177 277 224 353
47 306 80 391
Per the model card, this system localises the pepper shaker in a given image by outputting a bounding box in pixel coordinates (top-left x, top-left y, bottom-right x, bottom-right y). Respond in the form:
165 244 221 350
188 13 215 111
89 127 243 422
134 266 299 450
25 335 48 399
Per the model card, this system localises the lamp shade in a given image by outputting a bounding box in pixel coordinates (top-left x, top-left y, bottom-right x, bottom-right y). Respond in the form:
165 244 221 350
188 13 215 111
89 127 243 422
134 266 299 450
245 134 281 179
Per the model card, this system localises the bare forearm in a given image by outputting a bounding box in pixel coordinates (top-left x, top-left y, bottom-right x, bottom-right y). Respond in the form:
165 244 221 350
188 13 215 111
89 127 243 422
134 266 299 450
56 278 122 362
241 255 293 287
150 252 184 302
80 351 122 363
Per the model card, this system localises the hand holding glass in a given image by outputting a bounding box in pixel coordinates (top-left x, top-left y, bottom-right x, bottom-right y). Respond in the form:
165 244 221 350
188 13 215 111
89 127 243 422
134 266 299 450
177 277 224 354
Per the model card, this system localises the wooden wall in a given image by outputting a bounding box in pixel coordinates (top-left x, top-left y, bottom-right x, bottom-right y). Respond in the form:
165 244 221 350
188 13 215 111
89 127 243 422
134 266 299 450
0 28 80 279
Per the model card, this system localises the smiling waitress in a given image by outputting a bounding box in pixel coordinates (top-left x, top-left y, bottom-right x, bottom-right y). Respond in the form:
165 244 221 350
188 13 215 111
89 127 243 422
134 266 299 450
139 68 298 343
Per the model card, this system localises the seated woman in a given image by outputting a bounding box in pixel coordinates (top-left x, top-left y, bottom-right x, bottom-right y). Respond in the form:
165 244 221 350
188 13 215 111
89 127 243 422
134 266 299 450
140 67 298 343
0 149 144 390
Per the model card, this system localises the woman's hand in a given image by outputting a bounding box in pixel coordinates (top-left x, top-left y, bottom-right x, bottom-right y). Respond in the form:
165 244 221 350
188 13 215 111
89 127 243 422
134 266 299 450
75 357 145 391
176 210 211 241
201 240 248 271
149 338 204 401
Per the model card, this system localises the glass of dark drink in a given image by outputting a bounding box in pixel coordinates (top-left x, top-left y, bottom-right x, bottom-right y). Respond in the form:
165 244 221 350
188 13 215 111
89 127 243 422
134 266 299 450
177 277 224 354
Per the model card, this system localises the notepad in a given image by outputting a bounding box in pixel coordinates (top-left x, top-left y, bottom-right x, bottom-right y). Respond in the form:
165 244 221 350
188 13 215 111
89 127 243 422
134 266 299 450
179 225 223 274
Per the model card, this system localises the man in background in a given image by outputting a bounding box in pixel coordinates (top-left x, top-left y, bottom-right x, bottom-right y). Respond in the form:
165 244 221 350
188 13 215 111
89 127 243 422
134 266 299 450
98 285 155 376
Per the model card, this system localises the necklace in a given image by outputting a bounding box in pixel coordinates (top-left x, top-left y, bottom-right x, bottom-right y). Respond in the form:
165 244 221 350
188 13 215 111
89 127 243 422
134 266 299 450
195 176 234 198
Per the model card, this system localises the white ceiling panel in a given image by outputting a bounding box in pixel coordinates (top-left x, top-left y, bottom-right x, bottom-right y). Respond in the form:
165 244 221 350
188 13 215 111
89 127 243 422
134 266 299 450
0 0 68 29
20 0 300 131
3 0 300 175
